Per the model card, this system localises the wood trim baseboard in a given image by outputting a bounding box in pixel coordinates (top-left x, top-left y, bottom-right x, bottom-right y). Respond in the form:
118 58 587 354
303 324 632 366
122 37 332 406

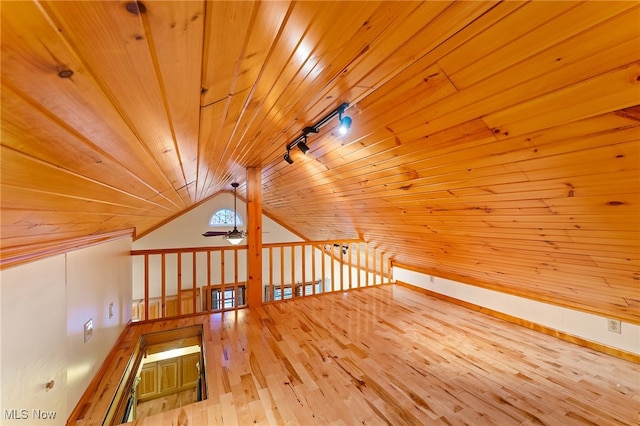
394 280 640 364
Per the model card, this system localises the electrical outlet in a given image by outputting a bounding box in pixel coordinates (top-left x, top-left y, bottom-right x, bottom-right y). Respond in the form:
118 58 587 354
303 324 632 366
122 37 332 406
109 302 114 319
84 319 93 342
607 319 621 334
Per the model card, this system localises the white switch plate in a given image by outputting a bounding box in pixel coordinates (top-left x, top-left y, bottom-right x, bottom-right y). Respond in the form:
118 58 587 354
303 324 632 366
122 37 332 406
84 319 93 342
607 319 621 334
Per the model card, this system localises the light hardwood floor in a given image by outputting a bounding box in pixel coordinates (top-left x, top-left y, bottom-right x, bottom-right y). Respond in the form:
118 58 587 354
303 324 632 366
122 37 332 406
107 285 640 425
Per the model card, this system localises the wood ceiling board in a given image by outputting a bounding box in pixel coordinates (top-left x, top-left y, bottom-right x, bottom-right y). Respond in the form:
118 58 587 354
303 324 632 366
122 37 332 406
0 185 161 220
1 95 180 212
515 141 638 181
1 209 164 231
437 1 580 78
39 1 191 203
442 2 637 89
1 148 177 214
197 1 293 189
196 100 233 200
484 63 640 138
312 1 454 103
287 120 638 204
142 1 206 203
0 2 186 210
397 23 640 140
433 255 633 291
200 1 257 107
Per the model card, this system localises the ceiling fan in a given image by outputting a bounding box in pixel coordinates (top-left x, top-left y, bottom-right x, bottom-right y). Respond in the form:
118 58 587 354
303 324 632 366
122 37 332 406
202 183 246 245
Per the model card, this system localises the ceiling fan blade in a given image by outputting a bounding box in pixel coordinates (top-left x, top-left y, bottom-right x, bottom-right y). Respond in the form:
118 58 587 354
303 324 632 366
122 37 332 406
202 231 227 237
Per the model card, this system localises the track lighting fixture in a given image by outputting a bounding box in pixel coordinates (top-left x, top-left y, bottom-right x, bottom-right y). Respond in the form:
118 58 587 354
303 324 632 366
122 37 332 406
283 102 351 164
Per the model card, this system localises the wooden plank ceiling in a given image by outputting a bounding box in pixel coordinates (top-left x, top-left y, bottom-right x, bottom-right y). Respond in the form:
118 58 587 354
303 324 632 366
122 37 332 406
1 1 639 322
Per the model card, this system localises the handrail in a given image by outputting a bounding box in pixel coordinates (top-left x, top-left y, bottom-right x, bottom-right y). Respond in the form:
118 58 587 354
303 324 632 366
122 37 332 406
130 240 391 321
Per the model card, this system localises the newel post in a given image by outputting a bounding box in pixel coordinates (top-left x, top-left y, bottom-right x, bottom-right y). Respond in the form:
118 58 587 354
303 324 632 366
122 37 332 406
246 167 263 307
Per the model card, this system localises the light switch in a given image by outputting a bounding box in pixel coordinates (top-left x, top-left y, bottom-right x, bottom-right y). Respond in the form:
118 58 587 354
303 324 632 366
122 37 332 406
84 319 93 342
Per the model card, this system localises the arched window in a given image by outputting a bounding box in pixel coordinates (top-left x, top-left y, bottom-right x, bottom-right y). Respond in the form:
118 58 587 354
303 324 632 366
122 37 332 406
209 208 242 227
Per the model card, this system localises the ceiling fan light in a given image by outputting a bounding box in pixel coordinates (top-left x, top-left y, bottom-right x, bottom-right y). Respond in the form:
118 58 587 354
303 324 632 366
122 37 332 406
225 227 245 245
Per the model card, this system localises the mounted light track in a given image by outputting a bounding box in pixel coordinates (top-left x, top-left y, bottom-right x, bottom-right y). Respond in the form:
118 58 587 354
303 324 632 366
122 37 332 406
283 102 351 164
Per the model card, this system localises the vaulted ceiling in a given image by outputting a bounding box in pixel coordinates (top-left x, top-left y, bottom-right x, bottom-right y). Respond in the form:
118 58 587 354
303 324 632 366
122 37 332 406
1 1 639 322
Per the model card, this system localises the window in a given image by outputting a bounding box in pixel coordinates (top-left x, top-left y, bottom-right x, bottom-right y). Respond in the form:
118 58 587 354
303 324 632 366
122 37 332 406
209 208 242 226
210 285 245 310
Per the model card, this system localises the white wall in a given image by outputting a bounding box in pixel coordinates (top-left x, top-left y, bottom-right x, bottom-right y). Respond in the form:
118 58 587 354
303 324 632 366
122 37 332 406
0 237 132 425
394 267 640 356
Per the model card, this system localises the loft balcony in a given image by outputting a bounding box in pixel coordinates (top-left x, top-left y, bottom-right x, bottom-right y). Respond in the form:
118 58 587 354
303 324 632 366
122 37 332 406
68 240 391 425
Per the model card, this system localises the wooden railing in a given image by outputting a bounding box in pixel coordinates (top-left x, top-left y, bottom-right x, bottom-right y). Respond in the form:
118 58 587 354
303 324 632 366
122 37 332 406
131 240 391 321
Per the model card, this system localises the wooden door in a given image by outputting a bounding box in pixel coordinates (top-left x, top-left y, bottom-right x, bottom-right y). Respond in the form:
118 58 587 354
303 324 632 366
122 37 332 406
137 365 158 400
158 359 179 393
181 353 200 387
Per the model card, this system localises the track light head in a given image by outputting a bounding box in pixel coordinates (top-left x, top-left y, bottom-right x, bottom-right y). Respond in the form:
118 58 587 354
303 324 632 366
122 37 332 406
338 116 352 135
283 151 294 164
298 137 310 154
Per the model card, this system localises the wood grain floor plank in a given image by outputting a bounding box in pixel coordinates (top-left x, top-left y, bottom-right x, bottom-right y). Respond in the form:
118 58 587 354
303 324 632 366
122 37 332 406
73 285 639 425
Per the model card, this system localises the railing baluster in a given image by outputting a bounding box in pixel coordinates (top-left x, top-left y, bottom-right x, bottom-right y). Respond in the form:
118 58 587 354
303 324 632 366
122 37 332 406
192 252 197 314
311 246 316 296
321 245 326 294
233 249 239 308
220 249 225 311
347 243 352 290
144 254 149 321
269 247 274 302
291 245 296 298
177 254 182 316
372 247 377 285
206 251 211 311
339 244 344 292
329 247 342 291
357 243 361 288
161 253 166 318
301 244 306 297
280 246 284 301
